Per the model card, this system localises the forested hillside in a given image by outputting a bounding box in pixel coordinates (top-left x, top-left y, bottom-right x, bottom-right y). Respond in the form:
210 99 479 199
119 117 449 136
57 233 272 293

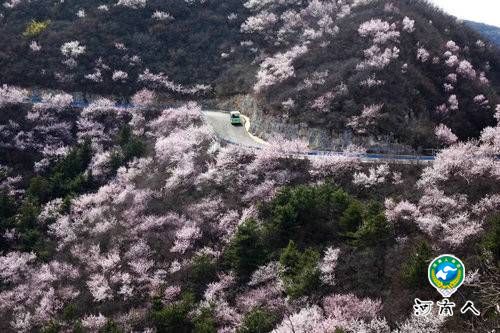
0 0 248 96
1 89 499 333
240 0 500 148
467 21 500 47
0 0 499 147
0 1 499 332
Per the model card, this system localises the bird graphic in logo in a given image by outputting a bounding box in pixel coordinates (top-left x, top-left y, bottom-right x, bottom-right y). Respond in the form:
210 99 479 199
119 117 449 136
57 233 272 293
435 264 458 282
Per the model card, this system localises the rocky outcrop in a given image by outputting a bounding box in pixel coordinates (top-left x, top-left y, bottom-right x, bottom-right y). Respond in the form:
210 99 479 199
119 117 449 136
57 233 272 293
215 94 331 149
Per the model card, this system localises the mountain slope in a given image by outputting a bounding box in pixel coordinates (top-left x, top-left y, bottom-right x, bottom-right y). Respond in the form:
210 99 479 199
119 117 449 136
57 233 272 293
1 2 500 332
236 0 500 149
467 20 500 46
0 0 247 95
0 0 499 150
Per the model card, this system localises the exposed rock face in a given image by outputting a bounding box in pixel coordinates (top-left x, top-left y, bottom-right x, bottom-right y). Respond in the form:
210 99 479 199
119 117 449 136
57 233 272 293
216 94 334 149
216 94 415 153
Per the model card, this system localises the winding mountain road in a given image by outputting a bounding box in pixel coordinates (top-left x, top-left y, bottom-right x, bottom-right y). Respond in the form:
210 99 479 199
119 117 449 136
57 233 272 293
201 110 435 163
28 94 436 163
202 111 265 148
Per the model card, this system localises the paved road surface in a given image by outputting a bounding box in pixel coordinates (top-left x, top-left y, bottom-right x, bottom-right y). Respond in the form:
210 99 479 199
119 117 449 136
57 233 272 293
202 111 265 148
201 111 435 163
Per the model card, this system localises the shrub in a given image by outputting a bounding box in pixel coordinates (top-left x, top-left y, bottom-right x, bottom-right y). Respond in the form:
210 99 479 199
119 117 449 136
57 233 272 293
110 126 146 171
53 140 92 180
73 322 85 333
117 126 146 159
62 303 79 321
151 293 195 333
0 191 16 221
23 20 50 38
336 247 388 296
401 241 433 288
101 321 122 333
261 184 351 249
192 307 217 333
353 213 393 248
41 322 60 333
188 254 218 298
16 197 40 232
48 140 94 199
26 141 94 203
27 176 52 202
482 215 500 266
238 308 277 333
225 219 267 281
339 200 364 233
279 241 321 298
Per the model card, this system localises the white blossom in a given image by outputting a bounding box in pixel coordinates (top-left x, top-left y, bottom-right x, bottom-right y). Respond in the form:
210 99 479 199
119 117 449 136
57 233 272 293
61 41 86 58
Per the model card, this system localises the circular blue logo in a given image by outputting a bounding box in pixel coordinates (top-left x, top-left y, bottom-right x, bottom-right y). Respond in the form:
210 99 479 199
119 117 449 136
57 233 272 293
429 254 465 297
435 262 458 283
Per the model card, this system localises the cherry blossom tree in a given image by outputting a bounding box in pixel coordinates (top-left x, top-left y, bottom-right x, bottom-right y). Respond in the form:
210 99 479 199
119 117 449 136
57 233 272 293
445 55 459 67
29 41 41 52
347 103 384 133
356 45 400 70
0 256 80 331
358 19 400 44
446 73 457 83
402 16 415 33
138 69 211 95
385 199 419 224
116 0 146 9
446 40 460 53
435 124 458 145
319 247 340 286
152 11 173 21
272 306 325 333
241 11 278 33
473 94 488 106
60 41 86 58
416 48 430 62
131 88 155 107
0 84 28 106
360 74 384 87
353 164 390 188
81 313 108 331
448 94 459 111
77 9 86 18
170 224 202 254
35 92 73 110
112 70 129 82
456 60 476 80
149 102 203 136
254 45 308 92
479 71 490 85
357 18 401 74
387 110 500 246
394 312 445 333
87 274 113 301
322 293 382 321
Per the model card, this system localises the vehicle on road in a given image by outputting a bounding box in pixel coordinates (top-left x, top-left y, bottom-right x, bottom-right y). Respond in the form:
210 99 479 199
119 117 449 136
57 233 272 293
230 111 242 125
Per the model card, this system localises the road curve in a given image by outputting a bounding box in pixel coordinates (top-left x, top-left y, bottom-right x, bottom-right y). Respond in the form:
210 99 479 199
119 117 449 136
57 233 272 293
202 110 435 164
202 111 265 148
26 94 436 163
